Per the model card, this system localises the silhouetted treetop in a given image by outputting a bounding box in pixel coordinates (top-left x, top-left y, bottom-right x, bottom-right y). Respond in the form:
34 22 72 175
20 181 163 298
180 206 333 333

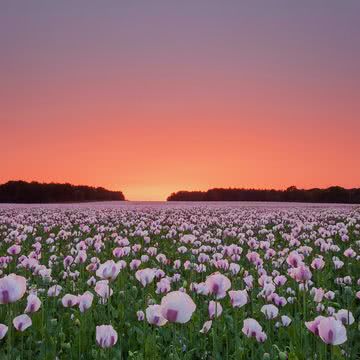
0 181 125 203
167 186 360 203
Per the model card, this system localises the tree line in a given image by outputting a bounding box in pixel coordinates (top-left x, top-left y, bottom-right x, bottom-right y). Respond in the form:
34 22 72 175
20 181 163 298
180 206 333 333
167 186 360 203
0 181 125 203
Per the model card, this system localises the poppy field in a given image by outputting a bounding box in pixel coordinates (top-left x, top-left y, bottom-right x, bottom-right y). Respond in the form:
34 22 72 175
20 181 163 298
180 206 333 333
0 204 359 359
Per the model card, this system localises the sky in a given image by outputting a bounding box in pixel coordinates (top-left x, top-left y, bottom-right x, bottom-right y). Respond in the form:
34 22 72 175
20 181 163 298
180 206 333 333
1 1 360 200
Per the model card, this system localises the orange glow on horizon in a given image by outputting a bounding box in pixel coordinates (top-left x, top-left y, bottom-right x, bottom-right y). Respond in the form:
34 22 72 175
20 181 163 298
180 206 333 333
1 97 360 200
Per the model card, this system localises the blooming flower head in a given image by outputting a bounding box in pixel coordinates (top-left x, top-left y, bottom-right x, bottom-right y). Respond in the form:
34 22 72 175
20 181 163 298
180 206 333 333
160 291 196 323
312 288 325 303
146 305 167 326
274 275 287 286
335 309 354 325
289 265 312 283
228 290 248 308
137 310 145 321
156 278 171 294
96 325 118 348
261 304 279 320
25 294 41 313
205 273 231 299
305 316 326 336
13 314 32 332
0 274 27 304
318 317 347 345
129 259 142 271
79 291 94 312
61 294 79 307
286 251 303 268
0 324 8 339
242 318 267 342
95 280 113 300
47 284 62 297
7 245 21 256
200 320 212 334
96 260 121 281
311 257 325 270
281 315 292 327
135 268 156 287
208 301 223 319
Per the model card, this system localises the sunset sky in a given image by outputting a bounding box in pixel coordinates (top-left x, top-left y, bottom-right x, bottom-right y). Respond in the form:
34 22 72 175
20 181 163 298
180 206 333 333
1 1 359 200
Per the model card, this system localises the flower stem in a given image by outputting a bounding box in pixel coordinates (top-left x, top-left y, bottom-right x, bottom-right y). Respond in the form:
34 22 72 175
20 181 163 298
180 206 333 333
7 305 12 360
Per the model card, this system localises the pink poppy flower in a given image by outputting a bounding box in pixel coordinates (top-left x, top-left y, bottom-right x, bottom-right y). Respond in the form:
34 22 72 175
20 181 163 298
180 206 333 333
7 245 21 256
335 310 354 325
146 305 167 326
274 275 287 286
261 304 279 319
272 294 287 307
75 250 87 264
95 280 113 300
244 275 254 289
229 263 240 275
305 316 326 336
13 314 32 332
256 331 267 343
192 282 210 296
129 259 142 270
160 291 196 324
261 283 275 297
63 256 74 268
0 274 27 304
61 294 79 307
324 291 335 300
156 254 167 264
343 248 356 258
312 288 324 303
79 291 94 312
112 247 124 258
96 325 118 348
96 260 121 281
25 294 41 313
228 290 248 308
318 317 347 345
47 284 62 297
200 320 212 334
136 310 144 321
281 315 292 327
0 324 8 339
289 265 312 283
135 268 156 287
311 258 325 270
208 301 223 319
205 273 231 299
242 318 267 342
156 278 171 294
286 251 303 268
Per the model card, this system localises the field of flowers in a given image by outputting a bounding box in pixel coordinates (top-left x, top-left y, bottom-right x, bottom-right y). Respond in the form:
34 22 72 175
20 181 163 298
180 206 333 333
0 204 359 359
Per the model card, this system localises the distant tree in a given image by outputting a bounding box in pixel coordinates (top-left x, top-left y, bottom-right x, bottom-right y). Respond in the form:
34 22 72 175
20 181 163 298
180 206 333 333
286 186 298 192
0 181 125 203
167 186 360 204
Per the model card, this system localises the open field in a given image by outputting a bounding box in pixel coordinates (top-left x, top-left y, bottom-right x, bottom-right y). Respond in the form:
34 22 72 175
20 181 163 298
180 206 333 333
0 203 359 359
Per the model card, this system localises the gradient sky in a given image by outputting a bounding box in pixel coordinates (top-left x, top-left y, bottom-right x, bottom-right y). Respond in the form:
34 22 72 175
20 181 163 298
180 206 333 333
1 1 360 200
